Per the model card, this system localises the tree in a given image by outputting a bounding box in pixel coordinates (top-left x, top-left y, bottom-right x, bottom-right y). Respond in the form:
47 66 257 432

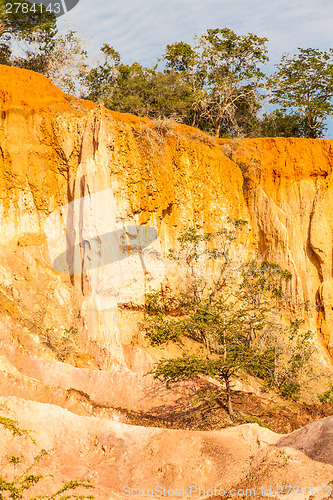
82 44 195 121
0 0 56 64
195 28 269 137
0 1 87 94
12 26 88 93
259 110 307 138
161 41 205 127
146 222 314 421
268 48 333 138
84 29 269 135
163 41 197 73
81 44 121 102
161 31 269 137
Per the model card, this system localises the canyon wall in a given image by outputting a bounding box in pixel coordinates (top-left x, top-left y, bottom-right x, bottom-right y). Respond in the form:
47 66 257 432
2 64 333 499
0 64 333 384
233 138 333 357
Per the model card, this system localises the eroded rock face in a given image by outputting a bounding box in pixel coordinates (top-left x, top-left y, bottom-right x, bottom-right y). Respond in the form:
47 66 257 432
1 66 333 366
1 64 333 381
232 138 333 358
1 64 333 499
1 396 333 499
0 65 250 372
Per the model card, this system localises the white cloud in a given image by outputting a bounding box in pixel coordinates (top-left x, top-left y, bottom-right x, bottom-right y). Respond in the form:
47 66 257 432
59 0 333 66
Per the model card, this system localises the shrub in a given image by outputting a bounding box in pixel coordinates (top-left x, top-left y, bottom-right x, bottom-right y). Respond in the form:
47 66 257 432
317 384 333 404
0 409 95 499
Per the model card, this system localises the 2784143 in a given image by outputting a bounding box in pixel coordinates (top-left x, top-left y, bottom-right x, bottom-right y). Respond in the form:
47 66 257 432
276 486 332 497
5 2 62 14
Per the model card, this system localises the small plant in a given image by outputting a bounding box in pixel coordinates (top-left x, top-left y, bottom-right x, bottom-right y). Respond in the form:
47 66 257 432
191 389 224 408
279 382 301 401
317 384 333 404
145 313 183 345
61 326 79 360
220 139 242 160
276 449 293 463
40 326 79 362
274 324 315 401
0 450 94 499
240 415 273 431
132 118 181 168
0 409 95 499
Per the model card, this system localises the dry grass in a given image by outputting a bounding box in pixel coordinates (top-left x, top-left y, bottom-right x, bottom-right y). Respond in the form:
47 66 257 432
40 326 79 363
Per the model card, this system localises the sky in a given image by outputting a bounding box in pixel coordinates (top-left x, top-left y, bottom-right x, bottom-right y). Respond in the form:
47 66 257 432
58 0 333 136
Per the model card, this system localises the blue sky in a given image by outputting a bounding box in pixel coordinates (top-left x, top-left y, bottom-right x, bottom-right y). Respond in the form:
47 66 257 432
58 0 333 136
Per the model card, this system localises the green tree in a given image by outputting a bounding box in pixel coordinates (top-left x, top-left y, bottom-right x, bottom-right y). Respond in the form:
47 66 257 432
83 44 195 121
195 28 269 137
268 48 333 138
0 0 56 64
259 110 307 138
146 223 314 421
161 31 269 137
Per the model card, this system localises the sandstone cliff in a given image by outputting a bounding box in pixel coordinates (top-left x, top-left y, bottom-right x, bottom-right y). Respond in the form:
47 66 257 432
1 65 333 498
231 137 333 358
1 65 333 365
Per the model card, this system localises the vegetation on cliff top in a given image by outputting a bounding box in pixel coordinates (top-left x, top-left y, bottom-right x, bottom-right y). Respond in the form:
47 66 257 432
0 0 87 93
1 0 333 138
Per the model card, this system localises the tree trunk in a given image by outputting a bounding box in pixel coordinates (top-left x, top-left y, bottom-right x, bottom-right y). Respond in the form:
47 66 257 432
214 122 221 138
0 23 8 38
223 373 235 422
248 326 255 348
204 335 211 358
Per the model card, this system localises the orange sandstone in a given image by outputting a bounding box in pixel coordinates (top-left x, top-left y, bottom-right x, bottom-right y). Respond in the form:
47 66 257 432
0 65 332 378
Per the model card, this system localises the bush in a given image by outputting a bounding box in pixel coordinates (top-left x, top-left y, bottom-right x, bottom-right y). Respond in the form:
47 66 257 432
40 326 79 362
317 384 333 404
279 382 301 401
146 223 316 421
0 409 95 499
